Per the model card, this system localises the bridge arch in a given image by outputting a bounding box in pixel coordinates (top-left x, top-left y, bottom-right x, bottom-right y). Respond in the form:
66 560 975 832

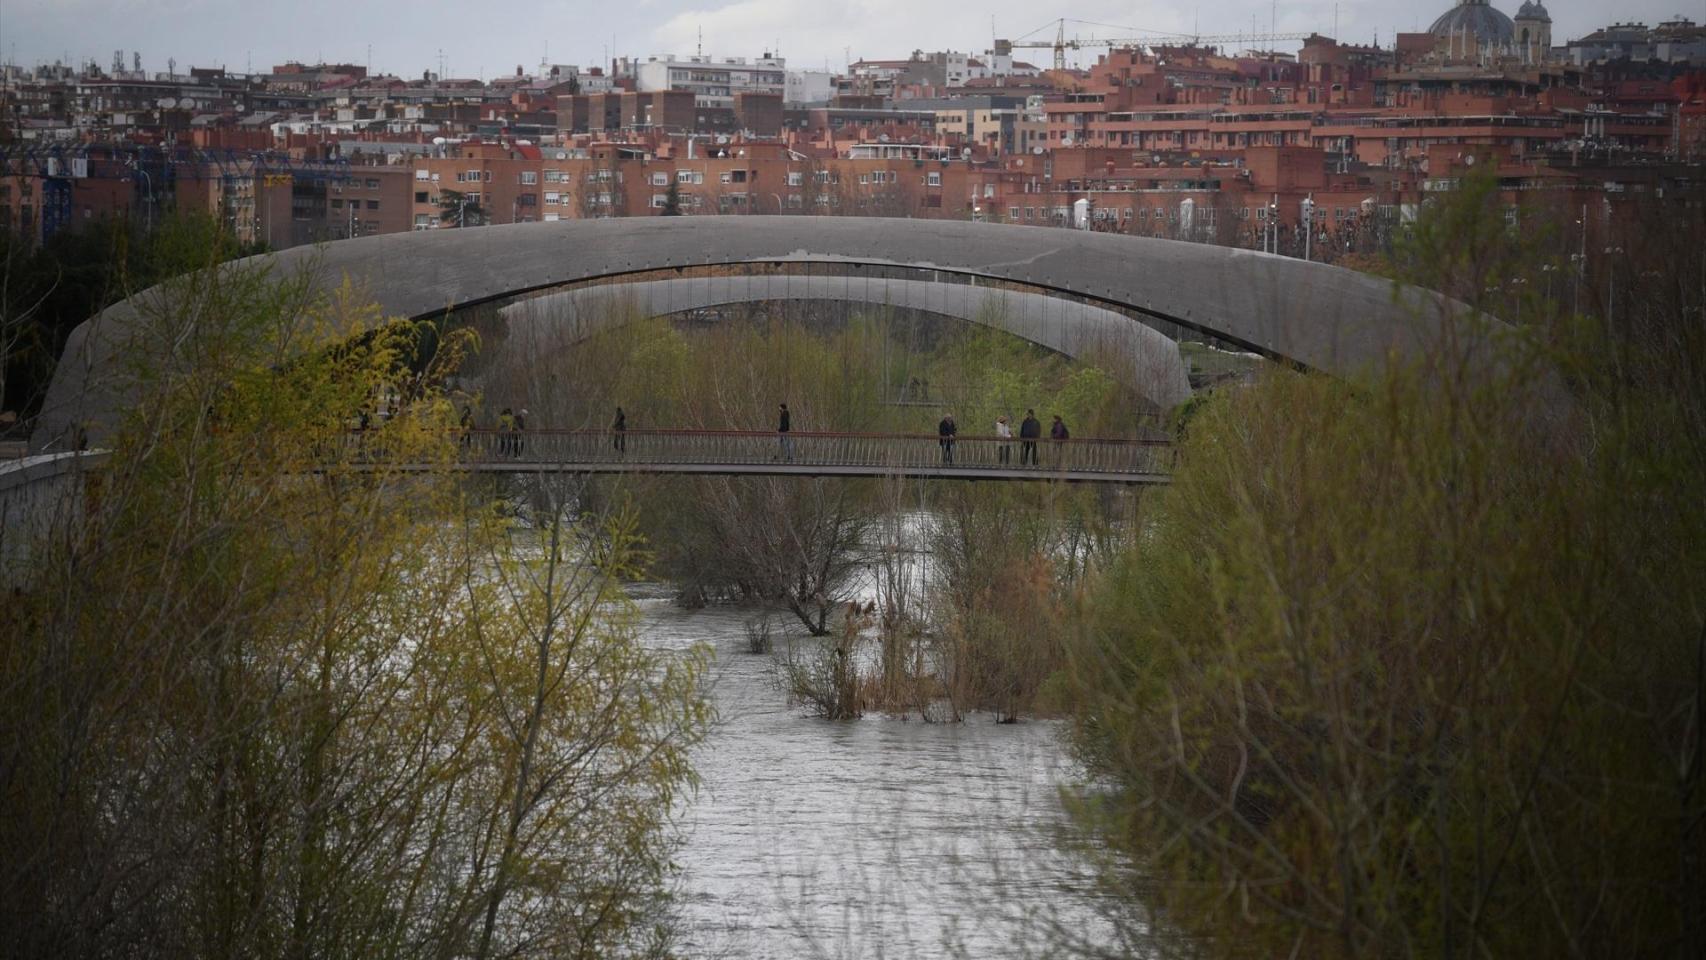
36 216 1467 449
494 275 1193 410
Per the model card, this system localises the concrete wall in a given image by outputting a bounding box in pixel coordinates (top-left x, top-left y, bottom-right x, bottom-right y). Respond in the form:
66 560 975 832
0 452 105 587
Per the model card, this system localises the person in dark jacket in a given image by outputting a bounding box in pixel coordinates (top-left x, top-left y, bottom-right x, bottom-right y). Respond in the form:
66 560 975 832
1049 414 1069 467
497 408 515 456
937 413 957 464
459 406 475 450
612 406 627 453
513 408 528 457
777 403 793 461
1018 409 1041 466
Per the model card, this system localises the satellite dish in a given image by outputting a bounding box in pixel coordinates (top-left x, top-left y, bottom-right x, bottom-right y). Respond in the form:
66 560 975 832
181 98 198 110
159 97 177 109
1031 146 1044 155
1061 135 1075 147
432 136 447 145
961 147 971 159
879 134 890 143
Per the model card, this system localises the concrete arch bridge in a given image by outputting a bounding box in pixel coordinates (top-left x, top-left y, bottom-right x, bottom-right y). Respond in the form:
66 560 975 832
35 216 1478 456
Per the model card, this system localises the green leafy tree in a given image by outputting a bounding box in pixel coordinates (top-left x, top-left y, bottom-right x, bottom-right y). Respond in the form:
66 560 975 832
0 251 708 959
1062 172 1706 959
439 188 488 227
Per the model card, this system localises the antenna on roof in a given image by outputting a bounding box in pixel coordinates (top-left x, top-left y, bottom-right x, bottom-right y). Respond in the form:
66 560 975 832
697 26 703 58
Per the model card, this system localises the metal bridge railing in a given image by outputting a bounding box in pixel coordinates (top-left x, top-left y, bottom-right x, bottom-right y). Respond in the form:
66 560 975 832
408 429 1174 477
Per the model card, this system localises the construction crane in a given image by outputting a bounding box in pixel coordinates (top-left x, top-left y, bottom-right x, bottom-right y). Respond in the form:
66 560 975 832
1010 17 1313 70
1010 20 1082 73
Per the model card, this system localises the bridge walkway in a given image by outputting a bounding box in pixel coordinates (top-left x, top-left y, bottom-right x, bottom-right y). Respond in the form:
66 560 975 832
371 430 1174 484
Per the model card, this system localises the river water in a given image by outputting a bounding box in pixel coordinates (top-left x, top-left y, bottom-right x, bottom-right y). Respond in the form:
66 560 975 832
633 589 1133 959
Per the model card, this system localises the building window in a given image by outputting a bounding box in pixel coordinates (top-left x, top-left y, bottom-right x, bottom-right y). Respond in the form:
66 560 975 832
365 178 380 189
521 171 538 185
545 192 561 204
652 172 669 186
1008 206 1019 219
651 194 670 208
787 171 803 187
415 192 429 203
926 172 942 187
331 199 344 209
413 213 430 227
414 169 429 181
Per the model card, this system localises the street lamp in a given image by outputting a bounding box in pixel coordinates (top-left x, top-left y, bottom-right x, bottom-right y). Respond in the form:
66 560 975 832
1300 195 1315 262
127 159 154 232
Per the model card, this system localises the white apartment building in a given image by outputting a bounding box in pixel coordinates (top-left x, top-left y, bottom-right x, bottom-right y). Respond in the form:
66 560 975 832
621 54 786 109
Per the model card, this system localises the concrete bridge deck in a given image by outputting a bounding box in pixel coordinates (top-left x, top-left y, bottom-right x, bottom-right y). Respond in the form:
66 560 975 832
372 430 1174 484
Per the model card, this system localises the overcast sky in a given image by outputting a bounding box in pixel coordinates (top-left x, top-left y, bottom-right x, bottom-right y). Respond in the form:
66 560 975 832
2 0 1688 79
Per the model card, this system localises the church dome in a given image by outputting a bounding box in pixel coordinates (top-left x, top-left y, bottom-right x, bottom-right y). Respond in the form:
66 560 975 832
1429 0 1516 46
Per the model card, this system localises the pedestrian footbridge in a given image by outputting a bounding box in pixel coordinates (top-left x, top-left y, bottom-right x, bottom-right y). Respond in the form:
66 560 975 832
376 430 1173 484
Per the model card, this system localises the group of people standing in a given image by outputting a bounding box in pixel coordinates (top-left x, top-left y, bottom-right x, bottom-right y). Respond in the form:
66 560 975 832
460 405 530 456
938 409 1069 466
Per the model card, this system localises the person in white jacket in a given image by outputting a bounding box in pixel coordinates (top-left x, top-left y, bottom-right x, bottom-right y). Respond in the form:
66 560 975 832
995 415 1013 465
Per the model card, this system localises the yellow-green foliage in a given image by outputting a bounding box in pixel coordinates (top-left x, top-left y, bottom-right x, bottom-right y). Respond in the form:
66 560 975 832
1068 205 1706 956
0 255 707 960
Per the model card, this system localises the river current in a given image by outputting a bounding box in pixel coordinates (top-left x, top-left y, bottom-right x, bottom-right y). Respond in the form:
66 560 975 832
632 589 1131 959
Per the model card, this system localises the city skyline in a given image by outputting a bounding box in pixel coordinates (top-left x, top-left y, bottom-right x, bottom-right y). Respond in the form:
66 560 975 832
3 0 1695 78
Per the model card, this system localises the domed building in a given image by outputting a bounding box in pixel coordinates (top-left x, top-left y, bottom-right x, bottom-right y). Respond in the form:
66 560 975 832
1429 0 1517 59
1514 1 1554 63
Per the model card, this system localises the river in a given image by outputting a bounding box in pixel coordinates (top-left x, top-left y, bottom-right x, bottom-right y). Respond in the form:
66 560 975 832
633 589 1134 959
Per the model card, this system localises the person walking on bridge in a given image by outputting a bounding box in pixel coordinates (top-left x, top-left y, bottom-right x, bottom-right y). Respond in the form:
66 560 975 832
1019 410 1041 466
938 413 958 465
995 415 1012 464
497 408 515 457
514 409 529 458
777 403 793 462
612 406 627 454
1049 414 1070 468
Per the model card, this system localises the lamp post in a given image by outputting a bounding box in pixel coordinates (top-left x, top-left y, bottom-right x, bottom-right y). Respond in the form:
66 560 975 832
128 160 154 232
1301 195 1315 262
